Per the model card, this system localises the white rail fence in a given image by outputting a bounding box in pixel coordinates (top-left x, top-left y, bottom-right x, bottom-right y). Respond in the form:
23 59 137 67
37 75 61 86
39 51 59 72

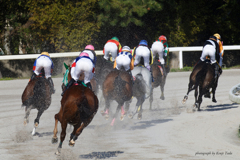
0 45 240 69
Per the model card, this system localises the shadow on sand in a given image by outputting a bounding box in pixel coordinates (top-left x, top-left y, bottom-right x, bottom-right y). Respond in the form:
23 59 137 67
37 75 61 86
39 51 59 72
130 118 172 130
79 151 124 159
204 103 239 112
34 132 53 137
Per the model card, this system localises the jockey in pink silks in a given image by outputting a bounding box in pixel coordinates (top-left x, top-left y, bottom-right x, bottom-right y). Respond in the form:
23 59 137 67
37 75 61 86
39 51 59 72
61 45 97 96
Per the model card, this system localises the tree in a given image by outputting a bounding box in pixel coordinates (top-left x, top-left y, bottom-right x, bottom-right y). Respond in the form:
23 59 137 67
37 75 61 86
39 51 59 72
27 0 100 52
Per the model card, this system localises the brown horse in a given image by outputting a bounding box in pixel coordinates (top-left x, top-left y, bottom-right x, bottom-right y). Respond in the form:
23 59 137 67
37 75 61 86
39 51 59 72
102 69 133 125
61 64 98 94
21 74 52 135
149 59 168 109
52 85 98 155
182 60 219 111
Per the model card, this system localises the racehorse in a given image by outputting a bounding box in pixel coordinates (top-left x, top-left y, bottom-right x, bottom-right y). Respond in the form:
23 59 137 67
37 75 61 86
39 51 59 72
149 59 168 109
51 85 98 155
182 60 218 111
101 69 133 125
21 72 52 135
61 63 98 94
125 66 152 120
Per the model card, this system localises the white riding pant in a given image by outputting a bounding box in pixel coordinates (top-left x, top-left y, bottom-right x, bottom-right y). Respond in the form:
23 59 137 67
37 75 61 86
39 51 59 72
71 58 94 84
151 41 165 64
34 56 52 78
200 45 216 64
116 54 131 71
134 46 151 68
104 42 118 61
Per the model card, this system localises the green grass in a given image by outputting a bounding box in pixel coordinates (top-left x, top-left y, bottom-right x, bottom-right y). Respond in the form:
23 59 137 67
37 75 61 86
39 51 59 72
0 77 14 80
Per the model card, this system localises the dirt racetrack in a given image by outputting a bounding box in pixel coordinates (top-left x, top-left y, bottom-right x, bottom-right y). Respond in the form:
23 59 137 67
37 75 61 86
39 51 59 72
0 69 240 160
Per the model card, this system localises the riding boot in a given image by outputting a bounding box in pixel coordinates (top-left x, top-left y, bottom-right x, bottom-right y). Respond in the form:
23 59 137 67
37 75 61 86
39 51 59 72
61 78 76 96
47 77 55 94
86 82 92 90
30 72 37 81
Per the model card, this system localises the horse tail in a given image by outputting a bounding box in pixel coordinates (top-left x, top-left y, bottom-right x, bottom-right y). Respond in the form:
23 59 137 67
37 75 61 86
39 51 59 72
113 75 126 95
195 63 207 87
134 73 146 93
77 90 92 122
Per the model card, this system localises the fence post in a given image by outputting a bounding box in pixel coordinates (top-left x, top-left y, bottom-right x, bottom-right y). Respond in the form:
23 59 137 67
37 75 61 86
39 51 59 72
179 50 183 69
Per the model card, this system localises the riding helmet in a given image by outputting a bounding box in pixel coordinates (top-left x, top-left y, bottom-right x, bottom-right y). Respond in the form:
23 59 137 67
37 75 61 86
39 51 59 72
213 33 221 40
85 45 95 50
41 52 50 57
111 37 119 41
122 46 131 52
159 35 167 41
139 40 148 46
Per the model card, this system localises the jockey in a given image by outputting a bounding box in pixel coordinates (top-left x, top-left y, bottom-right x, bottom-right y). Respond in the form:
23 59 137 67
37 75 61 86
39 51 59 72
31 52 55 94
200 33 224 79
132 40 153 81
61 45 97 96
151 35 169 76
113 46 134 81
103 37 122 61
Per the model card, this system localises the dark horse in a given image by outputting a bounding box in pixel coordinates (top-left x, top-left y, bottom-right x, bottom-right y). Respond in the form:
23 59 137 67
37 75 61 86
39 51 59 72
182 60 219 111
125 66 152 120
149 59 169 109
52 85 98 155
95 56 114 87
61 63 98 94
102 69 133 125
21 73 52 135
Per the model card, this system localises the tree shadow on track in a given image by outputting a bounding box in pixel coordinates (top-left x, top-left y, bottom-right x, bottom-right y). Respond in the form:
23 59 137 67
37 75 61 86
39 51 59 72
79 151 124 159
130 118 172 130
204 103 239 112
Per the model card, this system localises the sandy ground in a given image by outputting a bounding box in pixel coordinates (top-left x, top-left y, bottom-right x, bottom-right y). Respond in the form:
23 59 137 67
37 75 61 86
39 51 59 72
0 69 240 160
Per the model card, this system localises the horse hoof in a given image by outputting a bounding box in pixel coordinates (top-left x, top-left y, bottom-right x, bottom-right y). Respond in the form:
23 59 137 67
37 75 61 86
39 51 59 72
212 98 217 103
23 119 28 126
120 115 124 121
34 122 39 128
160 96 165 100
101 110 106 116
137 114 142 120
68 140 75 147
52 137 58 144
55 150 60 155
128 114 133 119
105 114 109 120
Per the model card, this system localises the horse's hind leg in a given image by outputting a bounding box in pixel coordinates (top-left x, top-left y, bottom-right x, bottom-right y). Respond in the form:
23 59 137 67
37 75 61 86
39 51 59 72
160 76 166 100
24 106 32 126
55 120 67 155
52 113 59 144
182 81 195 104
69 115 94 146
211 79 218 103
149 88 153 110
111 104 122 126
34 109 44 127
